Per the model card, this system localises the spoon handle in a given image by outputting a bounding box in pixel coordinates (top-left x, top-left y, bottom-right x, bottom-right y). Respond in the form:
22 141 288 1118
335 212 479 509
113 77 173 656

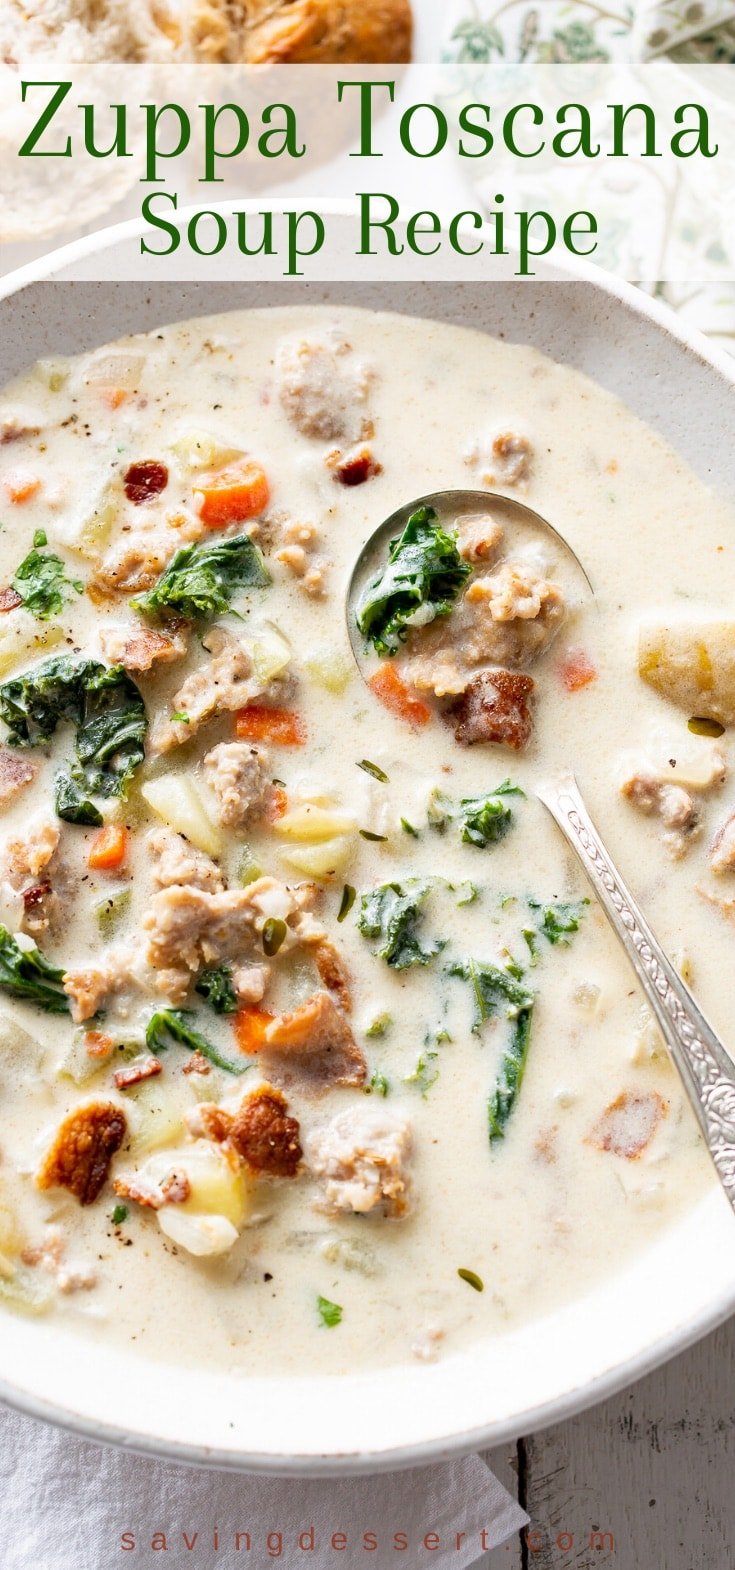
536 772 735 1215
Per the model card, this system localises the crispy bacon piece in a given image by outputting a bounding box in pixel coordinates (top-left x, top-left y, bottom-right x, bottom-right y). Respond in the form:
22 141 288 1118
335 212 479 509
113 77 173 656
114 1057 163 1090
331 446 382 487
38 1103 127 1206
230 1088 302 1178
123 460 169 505
98 626 186 673
312 939 352 1013
446 670 535 750
587 1090 667 1159
0 587 22 613
0 749 37 807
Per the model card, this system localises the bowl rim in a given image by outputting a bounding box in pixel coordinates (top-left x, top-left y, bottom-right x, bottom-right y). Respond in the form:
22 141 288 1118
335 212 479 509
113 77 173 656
0 205 734 1474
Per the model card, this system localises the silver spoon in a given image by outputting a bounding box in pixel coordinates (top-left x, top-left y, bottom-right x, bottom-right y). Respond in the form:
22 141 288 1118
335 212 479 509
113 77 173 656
347 488 735 1215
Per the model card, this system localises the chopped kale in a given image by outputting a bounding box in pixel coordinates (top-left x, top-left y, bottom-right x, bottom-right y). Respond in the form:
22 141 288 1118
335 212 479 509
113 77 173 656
111 1204 128 1226
12 542 82 621
0 655 147 814
451 959 533 1031
195 965 239 1015
404 1049 440 1096
355 505 471 656
450 957 535 1142
358 880 437 970
429 779 524 848
487 1004 534 1143
0 926 69 1013
131 533 270 624
317 1295 343 1328
529 898 590 946
366 1070 390 1097
365 1011 392 1039
145 1008 249 1075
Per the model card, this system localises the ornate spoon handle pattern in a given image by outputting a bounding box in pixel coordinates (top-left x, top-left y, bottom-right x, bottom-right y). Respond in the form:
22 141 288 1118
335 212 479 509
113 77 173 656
537 773 735 1214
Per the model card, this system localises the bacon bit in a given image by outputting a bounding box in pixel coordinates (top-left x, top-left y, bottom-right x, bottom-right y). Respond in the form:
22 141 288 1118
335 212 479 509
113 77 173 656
191 1104 234 1142
367 663 431 729
0 749 37 806
447 670 535 750
182 1049 211 1076
84 1030 114 1060
587 1090 667 1160
235 705 306 746
266 784 289 822
0 587 22 613
230 1087 302 1178
161 1169 191 1205
22 880 50 912
113 1175 164 1210
233 1005 274 1055
38 1103 127 1206
87 824 128 872
193 458 270 529
3 470 41 504
331 447 382 487
559 647 598 692
313 939 352 1013
123 460 169 505
114 1056 162 1090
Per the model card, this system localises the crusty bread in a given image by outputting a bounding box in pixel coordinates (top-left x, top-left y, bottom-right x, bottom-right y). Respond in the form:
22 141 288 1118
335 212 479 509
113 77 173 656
2 0 412 63
191 0 413 64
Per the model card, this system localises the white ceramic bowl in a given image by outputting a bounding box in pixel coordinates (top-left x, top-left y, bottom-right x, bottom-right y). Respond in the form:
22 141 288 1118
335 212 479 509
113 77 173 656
1 215 734 1473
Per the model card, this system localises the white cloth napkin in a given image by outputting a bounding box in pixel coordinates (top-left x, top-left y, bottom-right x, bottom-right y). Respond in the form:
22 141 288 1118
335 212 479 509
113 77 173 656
0 1402 527 1570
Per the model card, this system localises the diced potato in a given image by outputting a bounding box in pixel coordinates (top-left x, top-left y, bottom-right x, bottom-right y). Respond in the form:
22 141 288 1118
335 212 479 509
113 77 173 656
127 1082 185 1155
142 1144 252 1256
57 1028 114 1086
0 613 64 677
0 1265 52 1315
243 622 291 684
639 622 735 724
83 352 146 391
0 1014 43 1083
158 1210 239 1257
279 834 354 880
141 774 222 858
648 737 726 791
274 805 356 843
304 646 353 694
51 479 120 561
171 429 244 473
35 358 69 393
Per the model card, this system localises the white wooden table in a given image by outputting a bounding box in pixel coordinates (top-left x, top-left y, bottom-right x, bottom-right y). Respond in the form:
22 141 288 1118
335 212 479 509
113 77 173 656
478 1314 735 1569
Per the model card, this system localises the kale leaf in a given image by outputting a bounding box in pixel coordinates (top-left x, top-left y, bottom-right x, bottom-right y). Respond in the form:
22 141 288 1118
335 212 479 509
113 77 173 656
451 958 534 1033
145 1008 249 1075
355 506 471 656
487 1006 534 1144
0 656 147 818
429 779 524 848
528 898 589 945
195 965 239 1015
317 1295 343 1328
450 957 535 1143
131 534 270 624
0 926 69 1013
357 880 438 970
12 537 82 622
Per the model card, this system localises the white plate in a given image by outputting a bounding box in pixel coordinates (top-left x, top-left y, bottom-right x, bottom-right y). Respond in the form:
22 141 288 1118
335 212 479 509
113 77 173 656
0 214 734 1473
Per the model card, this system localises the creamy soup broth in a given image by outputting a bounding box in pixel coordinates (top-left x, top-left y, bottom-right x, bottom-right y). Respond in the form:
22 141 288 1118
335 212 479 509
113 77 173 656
0 303 730 1377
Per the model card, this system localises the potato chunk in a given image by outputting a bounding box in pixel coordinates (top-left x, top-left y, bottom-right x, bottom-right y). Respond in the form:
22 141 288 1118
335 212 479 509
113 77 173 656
639 622 735 724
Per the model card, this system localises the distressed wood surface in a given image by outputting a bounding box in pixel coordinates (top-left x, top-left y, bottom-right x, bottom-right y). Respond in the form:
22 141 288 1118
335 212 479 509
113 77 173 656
478 1313 735 1570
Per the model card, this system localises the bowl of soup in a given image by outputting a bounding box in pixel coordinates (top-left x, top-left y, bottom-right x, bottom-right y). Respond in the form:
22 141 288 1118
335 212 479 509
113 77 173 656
0 220 733 1470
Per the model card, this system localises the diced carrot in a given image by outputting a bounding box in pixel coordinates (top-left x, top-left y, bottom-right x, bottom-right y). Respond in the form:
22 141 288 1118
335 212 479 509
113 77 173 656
99 388 129 411
233 1006 274 1055
367 663 431 728
559 648 598 693
235 705 305 746
193 458 270 529
84 1030 114 1060
266 784 288 822
3 470 41 504
87 824 128 872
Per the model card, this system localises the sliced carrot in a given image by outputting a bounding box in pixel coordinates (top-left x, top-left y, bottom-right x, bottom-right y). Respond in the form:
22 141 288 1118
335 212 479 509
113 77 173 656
367 663 431 728
84 1030 114 1060
193 458 270 529
88 824 128 872
3 470 41 505
559 648 598 693
235 705 305 746
266 784 289 822
233 1005 274 1055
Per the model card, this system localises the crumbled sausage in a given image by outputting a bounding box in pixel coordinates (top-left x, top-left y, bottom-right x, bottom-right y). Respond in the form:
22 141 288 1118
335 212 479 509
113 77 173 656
230 1087 302 1178
4 815 59 883
710 812 735 875
0 749 38 808
232 963 271 1003
276 336 374 443
446 670 535 750
306 1106 413 1217
63 945 136 1023
586 1090 667 1159
149 628 266 753
465 430 533 488
98 625 187 672
202 741 271 828
38 1102 127 1205
142 875 297 1001
620 773 700 859
148 827 224 894
90 507 204 600
261 991 366 1092
405 561 564 696
455 513 504 564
